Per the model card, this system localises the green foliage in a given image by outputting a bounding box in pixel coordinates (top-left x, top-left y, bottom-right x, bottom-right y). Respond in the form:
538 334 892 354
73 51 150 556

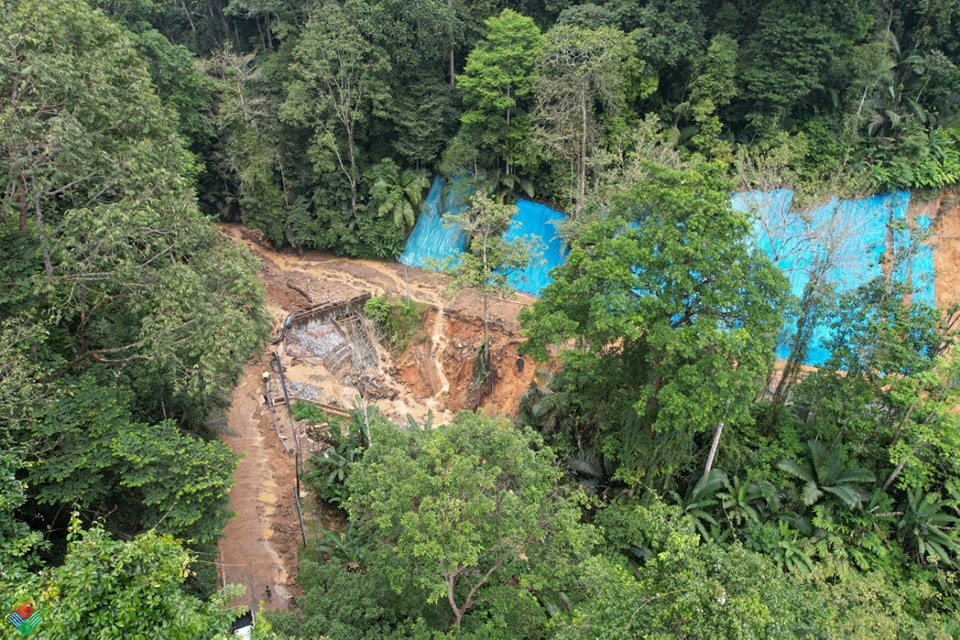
442 194 533 302
271 558 427 639
555 500 815 639
10 2 960 636
346 412 595 631
315 523 365 566
520 161 790 490
366 159 429 231
805 567 952 638
612 0 706 71
777 439 876 509
534 23 644 213
457 9 544 176
200 47 289 241
363 295 427 352
897 488 960 568
0 0 267 585
306 427 364 507
21 375 239 545
39 518 243 639
291 401 328 425
51 201 270 426
130 26 217 146
0 452 49 589
281 0 390 221
676 33 739 156
868 125 960 191
111 420 241 545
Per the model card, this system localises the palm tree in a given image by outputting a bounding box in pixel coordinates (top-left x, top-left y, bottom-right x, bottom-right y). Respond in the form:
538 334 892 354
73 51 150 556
858 31 930 140
718 476 779 528
671 469 729 541
368 158 429 231
897 488 960 567
566 449 619 498
777 439 876 509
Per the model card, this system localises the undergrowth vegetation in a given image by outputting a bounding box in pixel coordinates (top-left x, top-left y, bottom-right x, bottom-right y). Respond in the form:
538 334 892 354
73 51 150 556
363 295 428 352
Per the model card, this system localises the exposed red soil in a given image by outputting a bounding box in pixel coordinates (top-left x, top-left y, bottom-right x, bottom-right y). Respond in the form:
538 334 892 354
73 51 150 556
216 224 542 612
914 191 960 313
216 197 960 613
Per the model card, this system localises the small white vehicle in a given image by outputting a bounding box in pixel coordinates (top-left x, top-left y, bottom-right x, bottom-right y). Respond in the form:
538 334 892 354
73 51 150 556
230 610 254 638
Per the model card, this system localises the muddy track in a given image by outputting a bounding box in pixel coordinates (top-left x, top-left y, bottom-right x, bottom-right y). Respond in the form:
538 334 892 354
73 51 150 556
218 363 298 612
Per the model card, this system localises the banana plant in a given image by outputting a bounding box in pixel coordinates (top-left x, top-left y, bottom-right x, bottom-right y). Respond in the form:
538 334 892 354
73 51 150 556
316 523 364 568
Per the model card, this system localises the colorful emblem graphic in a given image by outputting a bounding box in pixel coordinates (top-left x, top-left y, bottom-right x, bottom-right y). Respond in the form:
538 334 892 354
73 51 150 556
5 593 43 637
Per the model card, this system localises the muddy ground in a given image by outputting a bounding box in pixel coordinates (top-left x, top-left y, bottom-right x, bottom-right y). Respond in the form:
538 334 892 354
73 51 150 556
216 194 960 613
215 224 544 612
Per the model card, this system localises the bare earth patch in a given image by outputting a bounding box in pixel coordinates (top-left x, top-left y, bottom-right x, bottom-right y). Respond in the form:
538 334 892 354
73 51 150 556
216 224 540 612
216 197 960 613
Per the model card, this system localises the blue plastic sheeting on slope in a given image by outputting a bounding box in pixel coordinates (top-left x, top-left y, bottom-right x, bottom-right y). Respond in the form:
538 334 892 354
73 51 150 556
739 189 934 365
399 178 467 269
504 199 568 296
731 189 796 267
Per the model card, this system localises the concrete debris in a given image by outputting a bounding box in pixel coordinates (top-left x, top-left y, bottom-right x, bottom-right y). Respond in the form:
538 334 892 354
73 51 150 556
286 380 320 401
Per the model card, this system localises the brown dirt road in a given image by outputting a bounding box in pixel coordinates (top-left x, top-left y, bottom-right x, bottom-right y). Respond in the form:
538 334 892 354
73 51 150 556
218 361 299 613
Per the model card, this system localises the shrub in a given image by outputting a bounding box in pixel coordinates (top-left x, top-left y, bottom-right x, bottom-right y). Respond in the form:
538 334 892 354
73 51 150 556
363 295 426 351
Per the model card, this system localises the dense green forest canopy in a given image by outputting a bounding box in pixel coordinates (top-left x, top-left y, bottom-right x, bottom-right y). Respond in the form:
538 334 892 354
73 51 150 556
2 0 960 637
113 0 960 256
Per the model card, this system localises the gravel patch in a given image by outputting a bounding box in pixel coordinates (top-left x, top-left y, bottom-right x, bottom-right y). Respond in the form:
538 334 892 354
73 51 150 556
286 325 344 359
286 380 321 401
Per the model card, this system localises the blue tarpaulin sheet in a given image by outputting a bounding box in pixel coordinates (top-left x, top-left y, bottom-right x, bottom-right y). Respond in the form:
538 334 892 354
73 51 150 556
504 199 568 296
398 178 466 268
734 190 935 365
402 178 936 366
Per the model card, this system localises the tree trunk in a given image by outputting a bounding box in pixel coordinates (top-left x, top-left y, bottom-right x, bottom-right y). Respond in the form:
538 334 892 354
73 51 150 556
32 179 52 276
505 89 512 175
577 89 587 215
17 174 27 232
446 573 464 629
481 233 489 350
704 420 724 477
180 0 196 33
347 125 358 220
447 0 455 87
766 273 822 430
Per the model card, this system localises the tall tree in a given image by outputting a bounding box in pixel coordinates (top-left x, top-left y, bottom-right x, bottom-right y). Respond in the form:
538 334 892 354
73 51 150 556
533 24 640 215
346 413 592 631
458 9 543 176
521 161 790 489
202 47 292 244
353 0 462 166
282 0 390 221
675 33 739 154
0 0 193 249
442 192 536 401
